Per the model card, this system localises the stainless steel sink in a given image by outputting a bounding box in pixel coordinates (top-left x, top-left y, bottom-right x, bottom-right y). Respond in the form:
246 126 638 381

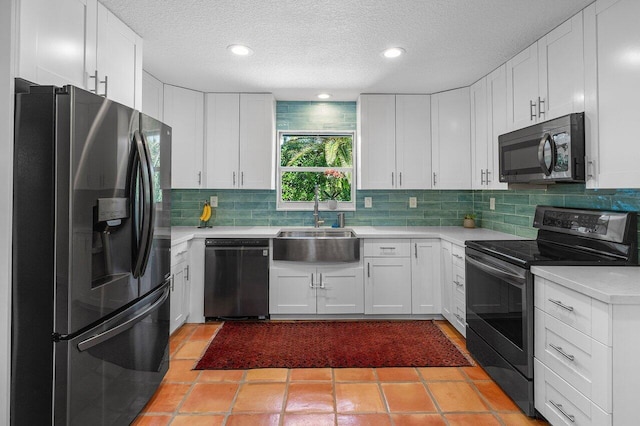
273 229 360 262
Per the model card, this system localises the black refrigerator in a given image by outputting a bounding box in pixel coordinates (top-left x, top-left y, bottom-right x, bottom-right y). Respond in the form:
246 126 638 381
11 82 172 425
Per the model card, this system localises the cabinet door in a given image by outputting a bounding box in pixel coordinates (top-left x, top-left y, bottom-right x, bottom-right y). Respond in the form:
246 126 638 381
364 257 412 314
317 266 364 314
17 0 97 89
584 0 640 189
470 78 488 189
538 12 584 121
486 65 509 190
96 3 143 109
411 239 441 314
205 93 240 189
506 44 539 130
164 85 204 188
440 241 453 323
239 94 275 189
269 266 316 314
395 95 432 189
142 71 164 121
431 88 471 189
170 261 185 334
358 95 396 189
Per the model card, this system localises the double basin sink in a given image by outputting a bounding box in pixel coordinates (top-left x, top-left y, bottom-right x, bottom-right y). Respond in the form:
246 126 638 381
272 229 360 262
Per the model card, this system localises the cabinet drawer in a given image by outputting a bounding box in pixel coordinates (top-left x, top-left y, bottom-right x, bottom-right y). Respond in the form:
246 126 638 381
535 277 611 345
535 359 611 426
364 239 410 257
535 309 611 412
451 244 465 267
171 241 189 265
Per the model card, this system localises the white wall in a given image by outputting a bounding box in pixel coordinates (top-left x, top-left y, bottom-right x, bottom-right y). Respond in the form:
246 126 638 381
0 0 15 422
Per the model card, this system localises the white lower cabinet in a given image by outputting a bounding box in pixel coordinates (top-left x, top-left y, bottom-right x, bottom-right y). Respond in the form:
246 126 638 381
411 239 441 314
440 240 466 336
364 239 412 315
170 241 191 334
534 274 640 425
269 263 363 315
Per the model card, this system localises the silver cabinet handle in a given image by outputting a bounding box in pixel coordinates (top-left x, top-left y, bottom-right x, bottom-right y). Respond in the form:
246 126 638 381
548 298 574 312
89 70 108 97
367 263 370 278
103 75 108 98
399 172 402 186
480 169 485 185
454 313 464 322
198 171 202 185
391 172 394 186
538 96 545 118
241 171 244 186
414 243 418 258
586 157 595 179
233 171 236 185
549 400 575 423
549 343 575 361
454 280 463 288
530 100 536 121
319 273 325 289
485 169 491 183
185 265 189 281
433 172 437 186
380 247 396 250
453 253 464 260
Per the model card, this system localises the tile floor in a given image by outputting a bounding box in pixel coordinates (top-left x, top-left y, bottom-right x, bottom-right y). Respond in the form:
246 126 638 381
133 321 548 426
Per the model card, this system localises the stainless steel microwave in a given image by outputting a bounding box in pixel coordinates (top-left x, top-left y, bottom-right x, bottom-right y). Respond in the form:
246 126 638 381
499 113 585 184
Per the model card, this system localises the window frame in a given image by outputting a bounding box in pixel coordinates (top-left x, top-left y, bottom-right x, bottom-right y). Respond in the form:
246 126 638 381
276 130 357 211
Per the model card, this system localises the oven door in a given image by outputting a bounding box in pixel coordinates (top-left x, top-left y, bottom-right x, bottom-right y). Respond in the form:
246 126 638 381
465 248 533 378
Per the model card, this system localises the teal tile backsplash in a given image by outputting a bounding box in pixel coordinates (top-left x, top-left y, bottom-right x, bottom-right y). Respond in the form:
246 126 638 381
172 100 640 260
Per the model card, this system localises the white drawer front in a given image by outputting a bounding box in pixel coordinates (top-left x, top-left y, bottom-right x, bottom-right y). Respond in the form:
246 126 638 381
171 241 189 265
535 309 612 412
539 277 593 336
535 360 611 426
364 239 410 257
452 244 465 267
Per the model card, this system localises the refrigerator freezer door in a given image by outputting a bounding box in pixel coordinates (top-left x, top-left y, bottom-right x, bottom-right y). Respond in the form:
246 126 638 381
139 113 172 296
55 280 170 425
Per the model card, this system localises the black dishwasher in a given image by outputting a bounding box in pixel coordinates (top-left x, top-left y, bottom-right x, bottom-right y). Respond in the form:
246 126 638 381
204 239 270 319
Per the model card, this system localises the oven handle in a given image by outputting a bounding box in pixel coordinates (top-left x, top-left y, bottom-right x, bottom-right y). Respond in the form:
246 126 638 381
466 254 526 285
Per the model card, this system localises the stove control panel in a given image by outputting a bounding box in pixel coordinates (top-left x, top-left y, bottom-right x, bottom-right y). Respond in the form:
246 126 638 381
533 206 635 244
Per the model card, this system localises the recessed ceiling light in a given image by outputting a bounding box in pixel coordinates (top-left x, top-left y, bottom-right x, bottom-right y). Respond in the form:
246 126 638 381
227 44 253 56
317 93 332 99
382 47 405 58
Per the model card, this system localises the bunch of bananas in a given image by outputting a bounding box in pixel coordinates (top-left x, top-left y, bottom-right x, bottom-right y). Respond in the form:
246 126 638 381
199 201 212 222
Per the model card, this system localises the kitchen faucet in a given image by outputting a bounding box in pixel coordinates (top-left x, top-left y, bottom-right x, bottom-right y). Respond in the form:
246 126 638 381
313 184 324 228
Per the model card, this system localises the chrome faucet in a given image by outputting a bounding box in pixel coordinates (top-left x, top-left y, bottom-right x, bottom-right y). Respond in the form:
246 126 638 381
313 185 324 228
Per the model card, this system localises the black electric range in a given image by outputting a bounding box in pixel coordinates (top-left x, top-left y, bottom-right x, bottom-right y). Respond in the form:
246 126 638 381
464 206 637 417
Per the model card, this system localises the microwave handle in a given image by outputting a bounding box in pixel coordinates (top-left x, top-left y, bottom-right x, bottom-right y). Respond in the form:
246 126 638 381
538 133 555 176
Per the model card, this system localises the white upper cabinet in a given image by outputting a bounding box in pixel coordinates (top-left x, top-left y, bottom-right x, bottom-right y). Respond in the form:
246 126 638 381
239 94 276 189
205 93 275 189
506 12 584 131
358 94 396 189
395 95 432 189
17 0 143 109
17 0 96 89
94 3 143 109
470 78 488 190
431 87 471 189
584 0 640 189
358 94 431 189
141 71 164 121
164 85 204 188
486 65 509 190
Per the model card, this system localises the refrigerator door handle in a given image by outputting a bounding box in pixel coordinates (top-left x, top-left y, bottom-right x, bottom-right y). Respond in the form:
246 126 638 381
77 281 170 352
132 130 153 278
138 131 156 276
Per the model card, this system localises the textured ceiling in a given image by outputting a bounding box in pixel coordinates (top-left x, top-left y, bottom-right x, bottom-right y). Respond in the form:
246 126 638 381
100 0 593 100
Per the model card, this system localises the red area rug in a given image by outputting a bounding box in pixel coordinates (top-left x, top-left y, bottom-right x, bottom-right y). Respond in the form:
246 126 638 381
195 320 472 370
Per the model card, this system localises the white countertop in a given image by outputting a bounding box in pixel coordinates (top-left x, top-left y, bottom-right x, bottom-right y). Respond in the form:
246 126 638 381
532 266 640 305
171 225 523 247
